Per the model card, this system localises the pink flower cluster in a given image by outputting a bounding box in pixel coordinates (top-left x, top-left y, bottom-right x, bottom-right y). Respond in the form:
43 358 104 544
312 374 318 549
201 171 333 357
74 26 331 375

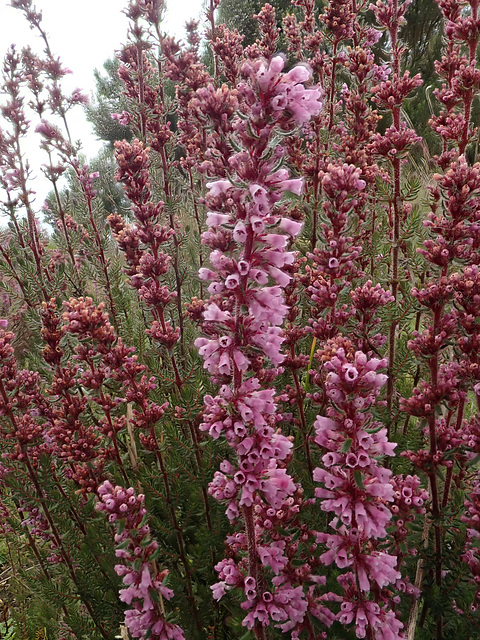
242 55 323 126
209 489 335 635
313 344 405 638
212 554 310 632
302 163 365 341
390 475 428 544
194 53 323 636
111 140 179 350
97 481 184 640
202 380 294 519
195 172 304 374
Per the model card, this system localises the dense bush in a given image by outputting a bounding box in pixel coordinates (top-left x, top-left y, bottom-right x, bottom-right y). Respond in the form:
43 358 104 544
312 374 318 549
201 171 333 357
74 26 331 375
0 0 479 639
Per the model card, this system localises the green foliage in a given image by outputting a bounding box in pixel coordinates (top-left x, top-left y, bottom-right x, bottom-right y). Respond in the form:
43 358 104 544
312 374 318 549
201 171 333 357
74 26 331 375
401 0 443 153
85 59 133 147
218 0 297 46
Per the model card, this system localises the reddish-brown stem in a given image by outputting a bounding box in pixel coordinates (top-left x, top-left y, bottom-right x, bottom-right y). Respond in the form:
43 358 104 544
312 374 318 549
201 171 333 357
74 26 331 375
159 145 185 353
13 135 50 301
0 374 113 637
24 455 111 640
311 123 322 251
460 95 473 156
0 244 34 308
17 507 50 580
0 381 111 638
188 167 205 296
25 15 73 144
441 397 465 509
150 432 201 630
153 306 183 390
208 0 218 79
50 468 116 586
243 505 266 640
327 43 338 133
136 41 148 139
49 169 81 288
187 420 213 533
385 1 403 432
51 468 87 534
425 305 444 635
290 348 314 479
5 195 26 249
78 171 117 325
16 505 74 625
99 395 130 484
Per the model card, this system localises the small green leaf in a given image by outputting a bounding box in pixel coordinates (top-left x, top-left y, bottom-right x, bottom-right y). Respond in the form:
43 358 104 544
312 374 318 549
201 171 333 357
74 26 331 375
354 470 365 490
291 528 302 543
468 453 480 467
366 423 384 434
116 540 129 549
149 588 160 603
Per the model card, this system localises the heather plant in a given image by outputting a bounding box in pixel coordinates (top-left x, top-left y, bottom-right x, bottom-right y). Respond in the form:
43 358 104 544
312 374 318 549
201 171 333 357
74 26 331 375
1 0 480 639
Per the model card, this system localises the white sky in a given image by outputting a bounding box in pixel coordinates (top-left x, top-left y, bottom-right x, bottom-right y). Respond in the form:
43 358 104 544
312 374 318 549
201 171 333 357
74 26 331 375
0 0 205 212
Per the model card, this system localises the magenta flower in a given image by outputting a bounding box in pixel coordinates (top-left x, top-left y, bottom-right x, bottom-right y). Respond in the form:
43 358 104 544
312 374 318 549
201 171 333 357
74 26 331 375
194 48 324 635
97 482 184 640
312 340 403 638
